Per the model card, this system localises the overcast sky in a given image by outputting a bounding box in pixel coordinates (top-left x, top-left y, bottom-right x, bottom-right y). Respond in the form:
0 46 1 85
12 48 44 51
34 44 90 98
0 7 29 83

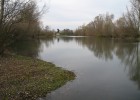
39 0 130 30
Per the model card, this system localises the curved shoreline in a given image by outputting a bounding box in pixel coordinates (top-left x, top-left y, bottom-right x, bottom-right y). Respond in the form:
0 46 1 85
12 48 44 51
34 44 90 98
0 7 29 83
0 55 75 100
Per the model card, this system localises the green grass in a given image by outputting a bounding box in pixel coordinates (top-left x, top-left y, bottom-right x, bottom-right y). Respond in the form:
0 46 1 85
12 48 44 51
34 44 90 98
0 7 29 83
0 55 75 100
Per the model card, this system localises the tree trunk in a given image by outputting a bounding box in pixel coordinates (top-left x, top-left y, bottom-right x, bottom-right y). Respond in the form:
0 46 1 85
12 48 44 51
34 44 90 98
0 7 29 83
0 0 4 25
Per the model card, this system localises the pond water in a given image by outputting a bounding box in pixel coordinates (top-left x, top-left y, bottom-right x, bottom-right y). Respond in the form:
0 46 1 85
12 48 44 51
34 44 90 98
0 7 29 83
12 37 140 100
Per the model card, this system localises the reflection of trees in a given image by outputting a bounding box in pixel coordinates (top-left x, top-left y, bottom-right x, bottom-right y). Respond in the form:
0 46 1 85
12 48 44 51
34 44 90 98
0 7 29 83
39 37 55 53
40 37 55 47
116 42 137 67
75 37 114 60
10 39 41 57
59 37 74 42
10 37 54 58
130 58 140 89
10 37 140 89
74 37 140 89
115 42 140 89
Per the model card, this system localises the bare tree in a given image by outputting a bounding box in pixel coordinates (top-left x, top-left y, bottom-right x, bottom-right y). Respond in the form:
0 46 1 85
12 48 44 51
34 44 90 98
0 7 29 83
0 0 43 55
75 13 115 36
122 0 140 36
130 0 140 32
0 0 4 26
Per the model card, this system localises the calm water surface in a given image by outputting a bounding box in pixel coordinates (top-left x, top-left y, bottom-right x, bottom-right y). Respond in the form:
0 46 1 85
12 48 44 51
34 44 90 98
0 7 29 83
13 37 140 100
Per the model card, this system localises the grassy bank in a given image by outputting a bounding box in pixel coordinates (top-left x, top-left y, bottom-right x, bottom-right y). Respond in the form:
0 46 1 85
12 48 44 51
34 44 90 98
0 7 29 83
0 55 75 100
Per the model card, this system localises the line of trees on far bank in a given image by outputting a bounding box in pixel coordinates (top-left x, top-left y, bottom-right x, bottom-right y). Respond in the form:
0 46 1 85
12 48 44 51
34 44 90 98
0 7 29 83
60 29 74 36
74 0 140 38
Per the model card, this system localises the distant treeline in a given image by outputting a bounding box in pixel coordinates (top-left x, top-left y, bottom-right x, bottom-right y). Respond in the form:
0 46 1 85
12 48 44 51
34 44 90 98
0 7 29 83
75 0 140 38
0 0 52 55
60 29 74 36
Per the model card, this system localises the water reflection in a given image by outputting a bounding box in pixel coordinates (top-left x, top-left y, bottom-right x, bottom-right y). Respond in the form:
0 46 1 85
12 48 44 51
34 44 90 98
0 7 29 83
10 37 54 58
10 39 40 57
75 37 140 89
75 37 114 60
117 43 140 89
58 36 74 42
10 37 140 99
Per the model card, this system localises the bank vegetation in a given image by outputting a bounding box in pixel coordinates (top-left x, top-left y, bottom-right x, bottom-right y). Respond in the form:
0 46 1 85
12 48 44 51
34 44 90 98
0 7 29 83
0 0 54 55
0 55 75 100
75 0 140 38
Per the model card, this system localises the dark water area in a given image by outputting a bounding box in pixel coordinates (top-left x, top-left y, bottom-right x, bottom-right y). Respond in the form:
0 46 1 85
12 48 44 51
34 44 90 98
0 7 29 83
12 37 140 100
